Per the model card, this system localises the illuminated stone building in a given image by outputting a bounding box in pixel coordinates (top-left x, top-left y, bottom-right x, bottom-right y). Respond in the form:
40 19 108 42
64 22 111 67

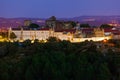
46 16 63 30
94 28 104 37
46 16 74 30
24 20 32 26
7 17 114 42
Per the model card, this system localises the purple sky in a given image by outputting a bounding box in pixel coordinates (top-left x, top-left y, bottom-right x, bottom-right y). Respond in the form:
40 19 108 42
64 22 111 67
0 0 120 18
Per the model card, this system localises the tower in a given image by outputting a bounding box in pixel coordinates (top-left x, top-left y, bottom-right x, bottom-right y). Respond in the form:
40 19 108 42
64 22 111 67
19 27 23 42
24 20 32 26
8 27 12 41
46 16 56 30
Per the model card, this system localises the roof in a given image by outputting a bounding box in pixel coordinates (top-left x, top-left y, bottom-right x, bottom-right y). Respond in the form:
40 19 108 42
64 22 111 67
81 28 94 33
12 28 50 31
55 29 76 33
12 28 29 30
40 28 50 31
113 33 120 35
104 28 119 33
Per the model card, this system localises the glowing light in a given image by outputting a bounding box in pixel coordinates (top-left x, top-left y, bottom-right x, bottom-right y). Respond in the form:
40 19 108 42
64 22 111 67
103 39 107 43
31 40 34 43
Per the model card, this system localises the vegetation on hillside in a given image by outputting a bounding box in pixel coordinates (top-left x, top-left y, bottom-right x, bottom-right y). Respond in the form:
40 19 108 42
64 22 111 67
0 32 17 39
100 24 113 28
80 24 91 28
0 39 120 80
29 23 40 29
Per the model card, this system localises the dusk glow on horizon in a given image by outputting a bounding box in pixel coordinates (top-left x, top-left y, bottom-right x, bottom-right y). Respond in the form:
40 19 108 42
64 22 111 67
0 0 120 18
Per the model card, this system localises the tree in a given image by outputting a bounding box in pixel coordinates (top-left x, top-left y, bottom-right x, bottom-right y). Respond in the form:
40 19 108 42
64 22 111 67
0 61 10 80
0 32 7 38
80 24 91 28
0 32 16 39
47 37 60 42
70 21 77 28
1 40 120 80
29 23 40 29
22 39 31 47
10 32 17 39
100 24 113 28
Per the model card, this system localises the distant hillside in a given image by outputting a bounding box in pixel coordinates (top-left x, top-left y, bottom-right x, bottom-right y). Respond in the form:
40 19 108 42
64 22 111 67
64 16 120 26
0 16 120 28
0 17 46 28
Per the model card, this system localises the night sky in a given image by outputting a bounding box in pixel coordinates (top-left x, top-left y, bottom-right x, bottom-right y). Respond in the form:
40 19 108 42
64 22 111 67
0 0 120 18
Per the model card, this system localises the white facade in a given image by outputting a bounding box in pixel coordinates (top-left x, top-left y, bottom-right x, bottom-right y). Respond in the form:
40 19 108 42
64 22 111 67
54 32 73 41
12 29 51 41
12 28 112 42
12 28 74 41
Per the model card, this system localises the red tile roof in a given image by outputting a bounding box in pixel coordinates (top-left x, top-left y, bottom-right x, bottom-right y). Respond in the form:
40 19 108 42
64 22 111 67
81 28 93 33
0 28 8 32
104 28 119 33
40 28 50 31
113 33 120 35
55 29 76 33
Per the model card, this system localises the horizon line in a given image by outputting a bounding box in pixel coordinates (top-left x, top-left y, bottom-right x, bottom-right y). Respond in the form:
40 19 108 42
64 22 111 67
0 15 120 19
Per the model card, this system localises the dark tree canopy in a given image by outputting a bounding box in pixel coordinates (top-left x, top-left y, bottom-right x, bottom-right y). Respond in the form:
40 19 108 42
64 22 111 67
80 23 91 28
47 37 60 42
69 21 77 28
10 32 17 39
0 32 17 39
100 24 113 28
29 23 40 29
0 39 120 80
